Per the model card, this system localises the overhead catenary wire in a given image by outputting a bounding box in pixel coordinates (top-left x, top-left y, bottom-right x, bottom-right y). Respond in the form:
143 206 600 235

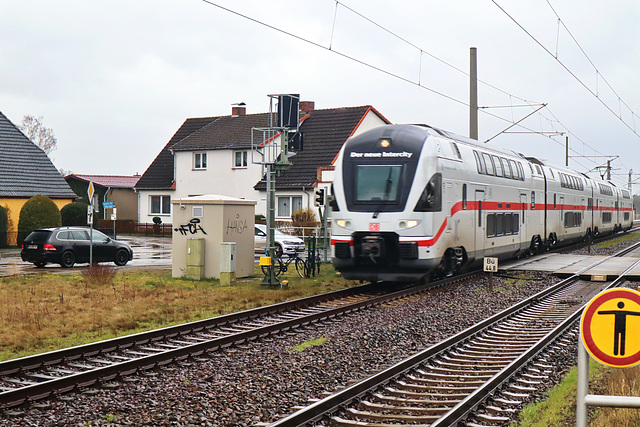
491 0 640 140
200 0 631 185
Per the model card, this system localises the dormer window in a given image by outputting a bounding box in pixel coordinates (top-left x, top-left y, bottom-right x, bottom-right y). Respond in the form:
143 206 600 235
194 152 207 170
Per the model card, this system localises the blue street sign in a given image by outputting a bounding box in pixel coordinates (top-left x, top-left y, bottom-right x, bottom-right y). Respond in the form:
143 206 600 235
102 201 114 209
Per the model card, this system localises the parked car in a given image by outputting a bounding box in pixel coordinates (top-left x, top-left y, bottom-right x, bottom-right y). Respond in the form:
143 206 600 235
254 224 305 257
21 226 134 268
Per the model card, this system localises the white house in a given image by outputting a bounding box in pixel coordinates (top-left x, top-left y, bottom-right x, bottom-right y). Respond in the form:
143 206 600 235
135 102 390 224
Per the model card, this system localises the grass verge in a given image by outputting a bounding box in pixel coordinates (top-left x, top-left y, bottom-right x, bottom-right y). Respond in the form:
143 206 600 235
0 264 353 361
514 359 640 426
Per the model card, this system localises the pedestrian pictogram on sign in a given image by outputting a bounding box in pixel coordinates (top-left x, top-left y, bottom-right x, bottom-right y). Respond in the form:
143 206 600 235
581 288 640 368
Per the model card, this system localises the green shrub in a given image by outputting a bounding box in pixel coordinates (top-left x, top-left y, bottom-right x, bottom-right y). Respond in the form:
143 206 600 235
61 202 89 226
152 216 162 225
17 195 61 243
0 205 8 248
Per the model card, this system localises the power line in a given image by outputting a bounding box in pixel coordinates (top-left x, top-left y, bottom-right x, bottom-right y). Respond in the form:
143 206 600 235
491 0 640 139
200 0 627 180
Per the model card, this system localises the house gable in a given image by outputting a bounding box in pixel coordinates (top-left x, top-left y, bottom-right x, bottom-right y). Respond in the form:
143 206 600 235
135 116 219 191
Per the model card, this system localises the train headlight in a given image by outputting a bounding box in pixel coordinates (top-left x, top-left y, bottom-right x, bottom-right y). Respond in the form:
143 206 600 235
398 220 419 229
379 138 391 148
336 219 351 229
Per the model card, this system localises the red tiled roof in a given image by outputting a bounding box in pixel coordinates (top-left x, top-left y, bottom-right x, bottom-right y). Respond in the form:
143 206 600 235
66 174 141 188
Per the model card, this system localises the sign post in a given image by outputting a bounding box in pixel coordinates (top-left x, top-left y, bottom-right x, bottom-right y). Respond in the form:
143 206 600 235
102 201 116 239
483 257 498 291
577 287 640 426
87 181 95 265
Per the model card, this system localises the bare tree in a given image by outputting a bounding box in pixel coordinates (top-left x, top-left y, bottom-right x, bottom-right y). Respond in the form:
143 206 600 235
19 115 57 155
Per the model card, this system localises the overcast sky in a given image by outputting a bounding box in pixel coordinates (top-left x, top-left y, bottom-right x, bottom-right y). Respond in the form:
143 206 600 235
1 0 639 189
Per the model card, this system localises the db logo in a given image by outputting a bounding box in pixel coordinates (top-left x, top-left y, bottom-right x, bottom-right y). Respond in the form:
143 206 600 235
369 223 380 231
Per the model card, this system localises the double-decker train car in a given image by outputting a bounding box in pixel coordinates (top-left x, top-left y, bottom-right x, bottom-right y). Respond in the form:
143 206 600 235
330 124 633 283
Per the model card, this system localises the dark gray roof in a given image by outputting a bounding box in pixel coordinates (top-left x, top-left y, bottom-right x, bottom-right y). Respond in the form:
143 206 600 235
0 111 76 198
135 116 218 190
171 113 273 151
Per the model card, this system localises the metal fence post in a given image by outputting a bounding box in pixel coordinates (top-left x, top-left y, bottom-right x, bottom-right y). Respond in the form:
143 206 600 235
576 339 589 427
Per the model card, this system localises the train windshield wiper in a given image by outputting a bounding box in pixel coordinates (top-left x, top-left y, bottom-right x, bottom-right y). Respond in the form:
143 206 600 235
373 168 394 219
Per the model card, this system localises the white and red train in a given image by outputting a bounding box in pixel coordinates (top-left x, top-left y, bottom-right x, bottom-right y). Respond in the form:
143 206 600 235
330 124 633 282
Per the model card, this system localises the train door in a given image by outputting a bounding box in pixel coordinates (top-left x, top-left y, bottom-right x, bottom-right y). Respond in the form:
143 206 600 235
559 196 565 232
520 193 527 252
474 190 485 260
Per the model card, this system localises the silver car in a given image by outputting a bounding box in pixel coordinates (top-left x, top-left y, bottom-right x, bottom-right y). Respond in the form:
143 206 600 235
254 224 305 257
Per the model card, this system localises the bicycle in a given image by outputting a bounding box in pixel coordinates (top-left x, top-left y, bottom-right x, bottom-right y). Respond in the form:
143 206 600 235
261 252 306 278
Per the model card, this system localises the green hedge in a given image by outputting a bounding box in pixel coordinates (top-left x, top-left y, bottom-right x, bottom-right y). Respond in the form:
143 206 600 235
17 195 61 243
0 205 8 248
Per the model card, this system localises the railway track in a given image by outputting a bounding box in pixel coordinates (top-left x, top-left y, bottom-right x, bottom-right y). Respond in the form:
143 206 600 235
269 241 640 426
0 272 480 410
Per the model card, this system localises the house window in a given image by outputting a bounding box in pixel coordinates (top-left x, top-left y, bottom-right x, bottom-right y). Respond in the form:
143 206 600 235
194 152 207 169
151 195 171 215
234 150 248 168
277 196 303 217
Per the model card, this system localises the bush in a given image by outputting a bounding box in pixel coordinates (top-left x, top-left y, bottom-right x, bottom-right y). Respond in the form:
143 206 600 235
291 208 318 237
18 194 61 243
61 202 89 226
0 205 8 248
152 216 162 225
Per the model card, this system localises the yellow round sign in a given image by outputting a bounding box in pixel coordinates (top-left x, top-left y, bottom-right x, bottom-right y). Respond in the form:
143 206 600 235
581 288 640 368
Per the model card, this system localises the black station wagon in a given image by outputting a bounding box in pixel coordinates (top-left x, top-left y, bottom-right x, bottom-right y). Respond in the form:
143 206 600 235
21 227 134 268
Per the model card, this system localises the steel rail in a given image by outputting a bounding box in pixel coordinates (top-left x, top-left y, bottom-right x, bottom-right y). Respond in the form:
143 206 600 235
0 272 479 409
433 257 640 426
269 240 640 426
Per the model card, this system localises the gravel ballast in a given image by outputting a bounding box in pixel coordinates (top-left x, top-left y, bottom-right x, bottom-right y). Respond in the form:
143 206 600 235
3 234 639 426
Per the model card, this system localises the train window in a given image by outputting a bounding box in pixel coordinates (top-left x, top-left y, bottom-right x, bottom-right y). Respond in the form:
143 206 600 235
509 160 519 179
577 177 584 191
462 184 467 209
535 165 542 175
492 155 503 177
565 212 583 228
517 163 525 180
504 213 513 234
501 158 512 179
623 190 631 199
625 212 630 221
603 212 612 223
450 142 461 159
486 213 519 237
531 192 535 209
355 165 403 202
478 201 482 227
554 194 557 209
487 214 496 237
482 153 495 175
497 214 505 235
588 198 593 211
329 183 339 212
414 173 442 212
473 151 485 174
548 169 555 179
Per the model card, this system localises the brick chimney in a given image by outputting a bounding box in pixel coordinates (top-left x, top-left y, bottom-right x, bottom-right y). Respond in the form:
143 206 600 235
299 101 315 115
231 102 246 116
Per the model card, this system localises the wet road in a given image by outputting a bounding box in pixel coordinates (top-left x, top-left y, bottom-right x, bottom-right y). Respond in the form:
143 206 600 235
0 235 172 277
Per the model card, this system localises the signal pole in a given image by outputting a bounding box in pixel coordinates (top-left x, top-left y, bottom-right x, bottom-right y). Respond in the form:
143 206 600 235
470 47 478 140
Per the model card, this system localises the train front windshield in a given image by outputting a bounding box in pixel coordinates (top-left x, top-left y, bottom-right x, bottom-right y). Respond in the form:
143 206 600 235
355 165 403 202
